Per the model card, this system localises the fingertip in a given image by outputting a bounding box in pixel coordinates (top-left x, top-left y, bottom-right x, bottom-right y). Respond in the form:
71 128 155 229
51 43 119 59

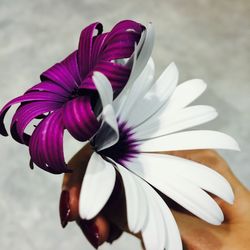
77 215 110 249
59 185 81 228
106 222 123 244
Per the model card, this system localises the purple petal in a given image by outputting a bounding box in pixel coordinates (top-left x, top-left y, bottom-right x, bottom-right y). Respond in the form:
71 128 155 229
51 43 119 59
41 53 79 92
80 61 130 90
0 92 65 136
63 96 100 141
77 20 144 88
99 20 144 61
10 101 62 144
101 32 141 61
105 20 145 37
26 81 69 97
61 51 82 86
77 22 103 79
29 110 70 174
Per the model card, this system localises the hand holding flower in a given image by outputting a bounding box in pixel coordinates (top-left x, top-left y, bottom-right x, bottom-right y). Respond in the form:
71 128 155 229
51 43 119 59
60 147 250 249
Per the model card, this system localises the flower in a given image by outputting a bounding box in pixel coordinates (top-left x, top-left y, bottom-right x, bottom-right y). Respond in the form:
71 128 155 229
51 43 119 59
0 20 145 174
78 58 239 249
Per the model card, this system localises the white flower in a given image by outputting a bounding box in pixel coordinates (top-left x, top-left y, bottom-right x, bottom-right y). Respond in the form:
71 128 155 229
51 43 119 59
78 25 239 250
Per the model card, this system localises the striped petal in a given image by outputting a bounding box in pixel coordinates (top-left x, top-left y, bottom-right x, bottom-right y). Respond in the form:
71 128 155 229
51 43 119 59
10 101 61 144
40 55 78 93
78 22 103 78
0 92 65 136
29 110 69 174
63 96 100 141
80 61 130 90
79 20 144 91
26 81 69 98
62 51 82 86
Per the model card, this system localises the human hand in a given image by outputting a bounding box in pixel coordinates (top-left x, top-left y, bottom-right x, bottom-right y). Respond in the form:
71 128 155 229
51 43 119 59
169 150 250 250
59 144 250 249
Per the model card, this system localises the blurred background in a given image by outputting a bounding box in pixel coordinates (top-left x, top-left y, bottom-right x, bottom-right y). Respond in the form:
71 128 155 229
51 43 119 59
0 0 249 249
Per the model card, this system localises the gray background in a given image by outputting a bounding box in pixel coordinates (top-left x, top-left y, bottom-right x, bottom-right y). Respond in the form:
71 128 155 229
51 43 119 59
0 0 249 249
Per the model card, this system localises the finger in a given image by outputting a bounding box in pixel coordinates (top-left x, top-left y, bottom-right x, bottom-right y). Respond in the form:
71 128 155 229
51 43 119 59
77 216 110 249
59 143 112 248
60 143 93 223
60 144 127 247
106 222 123 244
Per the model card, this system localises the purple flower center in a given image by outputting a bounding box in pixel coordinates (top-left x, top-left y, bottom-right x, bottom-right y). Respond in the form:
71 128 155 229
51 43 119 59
98 120 140 166
70 88 83 99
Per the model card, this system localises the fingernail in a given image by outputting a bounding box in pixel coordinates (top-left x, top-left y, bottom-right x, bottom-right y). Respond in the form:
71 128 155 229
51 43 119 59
77 219 100 249
59 190 70 228
106 223 122 244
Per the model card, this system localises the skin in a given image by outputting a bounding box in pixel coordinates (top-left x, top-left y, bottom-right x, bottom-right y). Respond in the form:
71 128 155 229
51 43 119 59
62 145 250 249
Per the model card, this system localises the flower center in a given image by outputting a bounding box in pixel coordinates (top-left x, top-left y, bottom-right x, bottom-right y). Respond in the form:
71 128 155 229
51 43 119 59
70 88 84 99
98 120 140 166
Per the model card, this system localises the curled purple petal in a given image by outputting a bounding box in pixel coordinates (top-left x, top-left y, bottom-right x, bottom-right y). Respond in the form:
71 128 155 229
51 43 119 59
26 81 69 97
103 20 144 45
62 51 82 86
0 92 65 136
101 32 141 61
10 101 62 144
29 110 70 174
63 96 101 141
80 61 130 90
91 33 108 67
78 22 103 79
1 20 146 175
77 20 145 91
41 64 76 93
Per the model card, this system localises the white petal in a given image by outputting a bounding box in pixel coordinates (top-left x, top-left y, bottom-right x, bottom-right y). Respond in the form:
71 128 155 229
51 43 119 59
130 153 234 204
115 160 182 250
126 154 224 225
139 130 240 152
114 23 155 112
127 63 179 128
141 186 166 250
79 153 116 220
162 79 207 114
115 163 148 233
135 105 218 140
116 163 166 250
129 22 155 83
91 72 119 151
94 104 119 151
92 71 113 107
141 181 182 250
117 57 155 121
163 153 234 204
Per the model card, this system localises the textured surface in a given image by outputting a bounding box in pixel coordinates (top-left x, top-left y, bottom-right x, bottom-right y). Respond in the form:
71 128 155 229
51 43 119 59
0 0 249 249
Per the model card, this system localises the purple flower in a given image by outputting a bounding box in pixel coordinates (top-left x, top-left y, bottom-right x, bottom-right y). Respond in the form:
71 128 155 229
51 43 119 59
0 20 145 174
